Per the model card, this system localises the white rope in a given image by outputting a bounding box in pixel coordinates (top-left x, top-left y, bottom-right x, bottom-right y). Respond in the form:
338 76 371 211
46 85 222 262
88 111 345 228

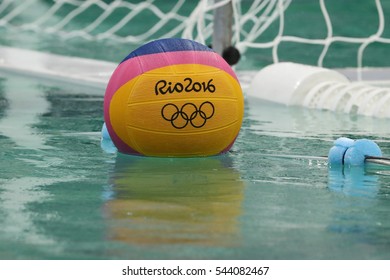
0 0 12 17
318 0 332 67
272 0 285 63
0 0 35 24
357 0 385 80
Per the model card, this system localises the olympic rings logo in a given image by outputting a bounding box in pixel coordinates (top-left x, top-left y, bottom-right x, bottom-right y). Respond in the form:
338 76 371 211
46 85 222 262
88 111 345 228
161 101 215 129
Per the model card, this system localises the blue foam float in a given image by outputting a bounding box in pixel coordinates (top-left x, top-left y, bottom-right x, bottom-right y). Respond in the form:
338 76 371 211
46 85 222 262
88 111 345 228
328 137 382 166
101 122 111 141
101 122 117 154
328 137 355 165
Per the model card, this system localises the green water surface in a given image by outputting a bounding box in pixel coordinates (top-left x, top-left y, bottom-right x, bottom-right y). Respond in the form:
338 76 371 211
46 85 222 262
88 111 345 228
0 72 389 259
1 0 390 260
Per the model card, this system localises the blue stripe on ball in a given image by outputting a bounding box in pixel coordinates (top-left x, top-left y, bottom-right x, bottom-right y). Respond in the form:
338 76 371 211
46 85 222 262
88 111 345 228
120 38 214 63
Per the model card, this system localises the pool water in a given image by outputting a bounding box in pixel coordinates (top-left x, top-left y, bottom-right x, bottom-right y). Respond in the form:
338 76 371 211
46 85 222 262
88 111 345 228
0 71 390 259
1 0 390 260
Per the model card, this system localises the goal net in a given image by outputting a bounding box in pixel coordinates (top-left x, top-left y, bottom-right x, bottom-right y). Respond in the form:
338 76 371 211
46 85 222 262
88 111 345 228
1 0 390 117
2 0 389 71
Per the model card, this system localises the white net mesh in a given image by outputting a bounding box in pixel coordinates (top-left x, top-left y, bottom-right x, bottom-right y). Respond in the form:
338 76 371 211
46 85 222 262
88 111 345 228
0 0 193 42
1 0 390 118
0 0 390 67
0 0 390 71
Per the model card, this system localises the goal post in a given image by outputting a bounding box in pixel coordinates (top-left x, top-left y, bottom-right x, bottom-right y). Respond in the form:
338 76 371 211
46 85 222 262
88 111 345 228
212 0 233 56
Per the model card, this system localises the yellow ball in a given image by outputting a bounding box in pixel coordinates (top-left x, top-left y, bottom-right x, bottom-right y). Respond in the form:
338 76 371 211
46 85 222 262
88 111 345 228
104 39 244 157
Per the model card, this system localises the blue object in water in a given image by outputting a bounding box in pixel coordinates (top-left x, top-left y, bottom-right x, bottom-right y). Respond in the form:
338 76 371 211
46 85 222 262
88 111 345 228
328 137 355 165
101 122 117 153
344 139 382 166
101 122 111 140
328 137 382 166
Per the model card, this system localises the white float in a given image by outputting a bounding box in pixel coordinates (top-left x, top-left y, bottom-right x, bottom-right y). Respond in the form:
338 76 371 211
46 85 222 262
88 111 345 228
248 62 390 118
